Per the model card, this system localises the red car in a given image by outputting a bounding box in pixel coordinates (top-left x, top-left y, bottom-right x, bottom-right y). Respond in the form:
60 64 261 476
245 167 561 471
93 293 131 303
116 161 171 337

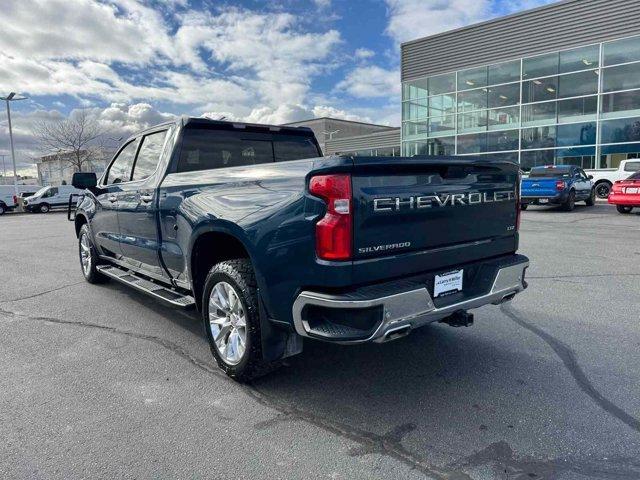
608 171 640 214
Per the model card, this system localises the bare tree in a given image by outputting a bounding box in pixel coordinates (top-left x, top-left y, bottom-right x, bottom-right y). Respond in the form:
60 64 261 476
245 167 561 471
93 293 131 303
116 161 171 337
32 109 108 172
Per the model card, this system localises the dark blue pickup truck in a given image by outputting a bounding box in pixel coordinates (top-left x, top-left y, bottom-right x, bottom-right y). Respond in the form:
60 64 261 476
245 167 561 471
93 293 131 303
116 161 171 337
70 117 529 381
521 165 595 211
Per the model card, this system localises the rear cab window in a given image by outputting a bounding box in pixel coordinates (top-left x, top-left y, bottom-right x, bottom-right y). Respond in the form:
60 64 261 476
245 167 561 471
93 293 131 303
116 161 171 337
176 127 321 173
528 166 572 178
624 161 640 172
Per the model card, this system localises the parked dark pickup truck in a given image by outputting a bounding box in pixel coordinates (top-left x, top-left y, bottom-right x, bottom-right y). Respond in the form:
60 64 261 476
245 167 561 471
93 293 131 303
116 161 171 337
71 117 529 381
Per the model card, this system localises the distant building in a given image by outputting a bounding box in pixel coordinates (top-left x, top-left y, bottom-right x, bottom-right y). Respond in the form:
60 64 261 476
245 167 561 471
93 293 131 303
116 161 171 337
36 150 112 186
282 117 399 156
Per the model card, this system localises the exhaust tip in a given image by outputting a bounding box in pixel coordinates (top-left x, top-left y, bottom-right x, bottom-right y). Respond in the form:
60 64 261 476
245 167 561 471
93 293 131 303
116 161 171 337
382 325 411 342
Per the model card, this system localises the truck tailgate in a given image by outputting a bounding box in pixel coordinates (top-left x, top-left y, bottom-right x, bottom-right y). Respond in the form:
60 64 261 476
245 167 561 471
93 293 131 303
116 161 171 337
349 157 520 284
521 177 559 197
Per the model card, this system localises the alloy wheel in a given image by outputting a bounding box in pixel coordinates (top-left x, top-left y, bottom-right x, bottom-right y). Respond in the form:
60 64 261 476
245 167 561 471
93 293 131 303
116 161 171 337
80 233 92 276
208 281 247 365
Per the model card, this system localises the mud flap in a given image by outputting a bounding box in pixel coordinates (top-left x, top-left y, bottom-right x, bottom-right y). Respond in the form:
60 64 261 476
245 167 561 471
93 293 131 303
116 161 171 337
258 290 303 362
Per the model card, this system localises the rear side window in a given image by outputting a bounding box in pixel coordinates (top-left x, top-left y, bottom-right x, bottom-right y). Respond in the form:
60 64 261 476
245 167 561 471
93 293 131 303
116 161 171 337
176 128 320 173
132 130 168 181
624 161 640 172
107 139 139 184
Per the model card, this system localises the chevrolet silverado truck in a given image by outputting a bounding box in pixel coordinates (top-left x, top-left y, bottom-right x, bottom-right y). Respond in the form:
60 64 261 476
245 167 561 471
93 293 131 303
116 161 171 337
586 159 640 199
521 165 595 211
70 117 529 381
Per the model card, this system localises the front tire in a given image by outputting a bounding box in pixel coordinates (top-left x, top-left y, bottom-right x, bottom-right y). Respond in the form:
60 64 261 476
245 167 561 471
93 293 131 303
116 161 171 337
39 203 50 213
520 203 528 211
616 205 633 214
202 258 280 382
562 190 576 211
0 203 5 215
78 224 107 283
585 188 596 206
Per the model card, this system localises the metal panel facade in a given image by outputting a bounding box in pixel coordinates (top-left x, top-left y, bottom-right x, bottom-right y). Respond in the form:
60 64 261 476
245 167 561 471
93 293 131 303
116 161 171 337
402 0 640 81
324 129 400 155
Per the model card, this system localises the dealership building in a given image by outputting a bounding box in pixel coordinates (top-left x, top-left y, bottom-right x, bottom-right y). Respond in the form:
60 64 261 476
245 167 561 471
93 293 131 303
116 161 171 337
401 0 640 170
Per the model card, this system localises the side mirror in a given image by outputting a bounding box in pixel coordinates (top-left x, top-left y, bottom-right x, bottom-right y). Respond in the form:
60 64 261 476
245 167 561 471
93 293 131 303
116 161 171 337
72 172 97 189
588 175 594 180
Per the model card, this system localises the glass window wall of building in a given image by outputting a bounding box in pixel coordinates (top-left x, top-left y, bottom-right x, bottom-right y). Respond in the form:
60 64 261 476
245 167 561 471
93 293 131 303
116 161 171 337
402 34 640 170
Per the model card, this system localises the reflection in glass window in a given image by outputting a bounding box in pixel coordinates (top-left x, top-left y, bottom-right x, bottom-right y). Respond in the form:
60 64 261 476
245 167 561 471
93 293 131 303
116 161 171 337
428 73 456 95
428 116 455 135
557 96 597 123
403 121 428 138
556 147 596 169
520 149 555 171
522 102 557 127
458 133 487 154
602 63 640 93
600 117 640 144
403 78 428 100
523 52 558 79
601 91 640 119
487 129 519 152
132 130 167 181
559 44 599 73
429 94 456 117
457 89 487 112
458 66 487 90
488 60 520 85
556 122 596 147
522 77 557 103
488 83 520 108
521 126 556 150
603 35 640 66
405 137 455 156
457 110 488 133
487 106 519 131
558 70 598 98
402 99 428 120
107 139 139 184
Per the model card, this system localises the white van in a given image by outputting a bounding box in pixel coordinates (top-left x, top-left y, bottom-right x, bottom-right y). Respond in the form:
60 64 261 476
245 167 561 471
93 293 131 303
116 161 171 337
23 185 83 213
0 185 41 215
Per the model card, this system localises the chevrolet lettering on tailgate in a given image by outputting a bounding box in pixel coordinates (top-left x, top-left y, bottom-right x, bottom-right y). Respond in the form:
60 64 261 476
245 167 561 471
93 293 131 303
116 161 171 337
373 191 516 212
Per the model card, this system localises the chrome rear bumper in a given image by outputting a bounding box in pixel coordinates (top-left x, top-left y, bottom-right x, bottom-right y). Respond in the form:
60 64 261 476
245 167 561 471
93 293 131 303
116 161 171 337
292 259 528 344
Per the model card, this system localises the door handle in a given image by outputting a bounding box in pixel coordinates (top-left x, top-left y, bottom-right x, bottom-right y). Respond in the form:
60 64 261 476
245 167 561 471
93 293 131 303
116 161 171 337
140 193 153 203
108 195 117 203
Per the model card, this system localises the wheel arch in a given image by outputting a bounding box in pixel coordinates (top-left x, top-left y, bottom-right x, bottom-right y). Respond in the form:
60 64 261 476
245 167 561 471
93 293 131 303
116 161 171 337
74 213 89 237
188 223 260 311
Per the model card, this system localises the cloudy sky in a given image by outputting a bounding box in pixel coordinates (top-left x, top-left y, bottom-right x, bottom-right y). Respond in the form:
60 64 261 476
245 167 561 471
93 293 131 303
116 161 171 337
0 0 554 175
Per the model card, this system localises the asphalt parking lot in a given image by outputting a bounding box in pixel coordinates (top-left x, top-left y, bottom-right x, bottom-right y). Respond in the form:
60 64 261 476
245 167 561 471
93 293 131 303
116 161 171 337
1 204 639 480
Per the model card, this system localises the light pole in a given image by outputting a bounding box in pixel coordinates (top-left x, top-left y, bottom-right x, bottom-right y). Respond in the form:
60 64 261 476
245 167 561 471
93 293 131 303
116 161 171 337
1 92 28 196
1 154 6 181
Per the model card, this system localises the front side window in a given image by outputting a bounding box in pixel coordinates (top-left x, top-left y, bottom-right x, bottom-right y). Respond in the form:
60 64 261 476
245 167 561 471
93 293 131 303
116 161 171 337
132 130 168 181
106 139 139 184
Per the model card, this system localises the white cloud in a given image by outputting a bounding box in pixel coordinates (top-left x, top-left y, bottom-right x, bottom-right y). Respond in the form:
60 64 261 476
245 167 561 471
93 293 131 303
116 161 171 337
355 48 375 60
384 0 555 45
337 65 400 99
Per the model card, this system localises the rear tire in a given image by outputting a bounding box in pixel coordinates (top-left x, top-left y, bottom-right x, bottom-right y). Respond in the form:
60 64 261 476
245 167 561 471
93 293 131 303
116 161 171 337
78 224 107 284
616 205 633 214
585 188 596 206
520 203 528 211
0 203 5 215
595 181 611 199
39 203 50 213
562 191 576 211
202 258 281 382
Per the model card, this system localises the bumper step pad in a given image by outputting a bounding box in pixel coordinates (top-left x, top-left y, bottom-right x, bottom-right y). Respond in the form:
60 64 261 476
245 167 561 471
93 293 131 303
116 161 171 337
96 265 195 308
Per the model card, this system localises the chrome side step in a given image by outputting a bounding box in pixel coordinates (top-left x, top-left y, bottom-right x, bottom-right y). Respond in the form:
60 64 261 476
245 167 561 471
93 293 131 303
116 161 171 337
96 265 195 308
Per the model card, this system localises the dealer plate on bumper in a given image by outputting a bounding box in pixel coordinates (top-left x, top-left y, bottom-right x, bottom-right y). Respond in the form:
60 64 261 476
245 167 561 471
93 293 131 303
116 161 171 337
434 270 463 298
538 198 549 204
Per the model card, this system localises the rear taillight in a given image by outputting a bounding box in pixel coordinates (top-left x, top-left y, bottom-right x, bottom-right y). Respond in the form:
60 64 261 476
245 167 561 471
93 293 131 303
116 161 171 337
555 180 566 191
309 174 352 261
13 195 17 204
